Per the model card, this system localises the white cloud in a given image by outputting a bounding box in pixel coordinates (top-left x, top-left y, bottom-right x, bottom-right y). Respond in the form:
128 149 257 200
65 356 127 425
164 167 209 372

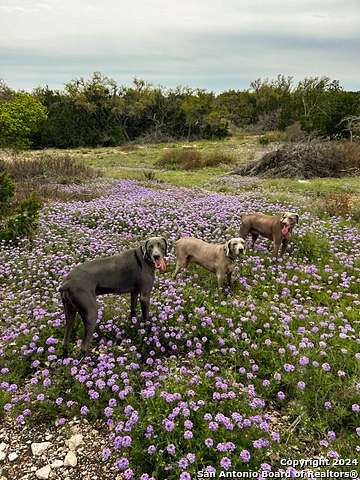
0 0 359 89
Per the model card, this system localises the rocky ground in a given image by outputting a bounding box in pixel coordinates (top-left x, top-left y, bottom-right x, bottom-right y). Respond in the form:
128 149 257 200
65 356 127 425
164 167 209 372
0 420 121 480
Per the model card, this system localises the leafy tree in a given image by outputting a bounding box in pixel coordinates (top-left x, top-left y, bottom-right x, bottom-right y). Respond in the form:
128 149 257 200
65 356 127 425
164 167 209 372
181 90 227 139
6 72 358 147
0 93 47 148
250 75 295 129
216 90 256 127
294 78 360 137
0 79 13 103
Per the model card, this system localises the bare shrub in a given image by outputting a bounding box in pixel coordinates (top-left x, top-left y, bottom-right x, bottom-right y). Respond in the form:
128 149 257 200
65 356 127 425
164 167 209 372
351 200 360 223
120 144 140 152
336 141 360 173
202 151 235 168
137 130 176 145
284 122 307 142
258 131 285 145
156 149 202 170
156 149 235 170
312 193 353 217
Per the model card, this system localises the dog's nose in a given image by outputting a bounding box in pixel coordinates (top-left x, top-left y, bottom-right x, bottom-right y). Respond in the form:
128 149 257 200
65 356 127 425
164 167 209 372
153 254 160 260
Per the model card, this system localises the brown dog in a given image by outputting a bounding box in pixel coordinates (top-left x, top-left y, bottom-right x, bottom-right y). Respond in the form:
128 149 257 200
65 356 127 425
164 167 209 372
174 237 246 289
239 212 299 257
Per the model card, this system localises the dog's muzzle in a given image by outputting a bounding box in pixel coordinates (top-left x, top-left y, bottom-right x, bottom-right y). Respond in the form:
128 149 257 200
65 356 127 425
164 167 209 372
281 223 293 237
153 256 167 272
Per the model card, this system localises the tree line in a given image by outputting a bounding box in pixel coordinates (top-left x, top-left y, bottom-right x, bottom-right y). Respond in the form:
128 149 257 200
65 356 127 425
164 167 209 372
0 73 359 149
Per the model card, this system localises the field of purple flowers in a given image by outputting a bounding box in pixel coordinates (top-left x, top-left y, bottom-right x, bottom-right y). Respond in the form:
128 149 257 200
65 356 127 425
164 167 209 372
1 179 359 478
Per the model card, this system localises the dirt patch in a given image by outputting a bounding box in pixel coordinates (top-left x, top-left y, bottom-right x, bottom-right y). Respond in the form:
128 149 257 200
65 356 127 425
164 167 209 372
0 418 119 480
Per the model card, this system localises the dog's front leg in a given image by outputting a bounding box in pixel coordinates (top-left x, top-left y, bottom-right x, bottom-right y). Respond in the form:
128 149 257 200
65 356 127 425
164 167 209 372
216 271 227 290
81 315 97 357
226 266 235 288
140 292 151 322
272 235 281 258
280 238 289 256
130 291 139 319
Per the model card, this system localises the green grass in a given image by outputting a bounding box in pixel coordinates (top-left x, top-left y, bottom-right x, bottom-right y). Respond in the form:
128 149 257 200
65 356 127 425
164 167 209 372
24 135 261 187
6 136 360 217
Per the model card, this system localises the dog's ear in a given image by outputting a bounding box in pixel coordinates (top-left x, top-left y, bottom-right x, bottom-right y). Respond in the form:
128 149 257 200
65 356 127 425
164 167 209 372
225 240 231 257
160 237 168 256
142 239 150 258
294 214 299 224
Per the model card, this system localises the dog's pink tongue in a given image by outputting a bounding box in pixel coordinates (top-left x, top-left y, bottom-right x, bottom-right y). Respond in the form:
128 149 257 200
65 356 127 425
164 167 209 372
282 225 290 236
155 258 167 272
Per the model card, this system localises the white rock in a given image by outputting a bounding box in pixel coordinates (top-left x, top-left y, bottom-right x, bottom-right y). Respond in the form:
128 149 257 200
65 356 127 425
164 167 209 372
0 443 7 452
51 459 63 469
8 452 18 461
0 452 6 462
65 434 83 451
35 465 51 479
31 442 51 456
64 451 77 467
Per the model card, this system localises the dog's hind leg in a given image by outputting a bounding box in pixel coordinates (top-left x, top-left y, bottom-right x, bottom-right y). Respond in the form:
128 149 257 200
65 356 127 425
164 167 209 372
71 291 98 357
239 222 251 240
174 254 189 278
61 290 78 358
251 232 259 249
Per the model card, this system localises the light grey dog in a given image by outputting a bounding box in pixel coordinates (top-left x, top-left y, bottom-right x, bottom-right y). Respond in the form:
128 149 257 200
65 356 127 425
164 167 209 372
174 237 246 289
59 237 167 357
239 211 299 257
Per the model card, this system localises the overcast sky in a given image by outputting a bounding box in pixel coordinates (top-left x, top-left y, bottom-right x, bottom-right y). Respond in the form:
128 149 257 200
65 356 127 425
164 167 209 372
1 0 359 91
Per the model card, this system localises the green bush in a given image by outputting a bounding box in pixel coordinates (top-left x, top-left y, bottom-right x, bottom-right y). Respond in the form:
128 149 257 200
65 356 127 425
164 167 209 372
0 92 47 149
0 165 42 243
292 231 331 263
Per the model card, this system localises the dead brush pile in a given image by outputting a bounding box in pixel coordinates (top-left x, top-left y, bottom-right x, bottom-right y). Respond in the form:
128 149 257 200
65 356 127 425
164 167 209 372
235 141 360 178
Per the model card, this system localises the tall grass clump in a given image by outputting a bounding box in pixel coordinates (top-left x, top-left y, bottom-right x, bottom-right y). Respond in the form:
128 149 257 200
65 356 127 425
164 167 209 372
5 153 97 183
1 152 99 202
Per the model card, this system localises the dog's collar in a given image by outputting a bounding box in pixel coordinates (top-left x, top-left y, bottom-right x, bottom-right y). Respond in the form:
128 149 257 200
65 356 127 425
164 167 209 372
136 248 155 269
